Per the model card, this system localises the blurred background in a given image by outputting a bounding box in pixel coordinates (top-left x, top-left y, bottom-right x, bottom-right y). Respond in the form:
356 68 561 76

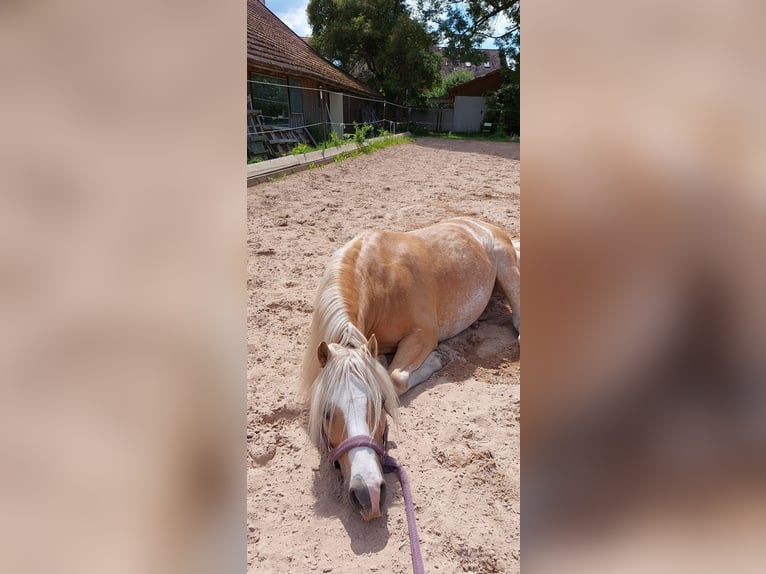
0 1 245 573
523 0 766 572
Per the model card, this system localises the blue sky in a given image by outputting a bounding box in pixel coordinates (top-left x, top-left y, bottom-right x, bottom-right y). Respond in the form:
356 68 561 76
270 0 312 37
268 0 505 49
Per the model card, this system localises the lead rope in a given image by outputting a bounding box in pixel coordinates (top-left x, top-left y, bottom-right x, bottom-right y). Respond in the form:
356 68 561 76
381 454 425 574
326 430 425 574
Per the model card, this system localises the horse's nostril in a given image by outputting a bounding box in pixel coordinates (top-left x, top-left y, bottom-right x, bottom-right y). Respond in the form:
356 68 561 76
349 482 371 512
333 460 340 470
349 490 363 511
379 482 387 507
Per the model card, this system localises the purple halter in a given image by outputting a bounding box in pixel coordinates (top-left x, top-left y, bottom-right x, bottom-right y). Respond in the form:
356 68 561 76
321 423 425 574
326 424 389 465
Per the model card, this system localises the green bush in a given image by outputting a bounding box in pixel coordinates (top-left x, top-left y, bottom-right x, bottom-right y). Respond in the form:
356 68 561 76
291 143 315 155
352 122 373 144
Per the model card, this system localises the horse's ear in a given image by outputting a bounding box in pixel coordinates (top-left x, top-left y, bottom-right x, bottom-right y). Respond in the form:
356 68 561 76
317 341 332 367
366 334 378 357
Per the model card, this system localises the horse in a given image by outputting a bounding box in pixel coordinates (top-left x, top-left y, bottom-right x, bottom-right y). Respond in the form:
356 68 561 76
302 217 520 521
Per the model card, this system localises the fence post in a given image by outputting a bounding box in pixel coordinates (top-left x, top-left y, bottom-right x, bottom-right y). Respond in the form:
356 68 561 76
320 87 327 149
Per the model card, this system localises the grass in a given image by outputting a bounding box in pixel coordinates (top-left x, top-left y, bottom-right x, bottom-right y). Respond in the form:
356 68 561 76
249 124 414 179
250 126 515 164
330 133 413 163
411 129 519 142
290 131 412 161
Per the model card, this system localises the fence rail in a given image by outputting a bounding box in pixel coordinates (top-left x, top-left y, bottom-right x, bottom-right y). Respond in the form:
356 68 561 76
247 77 507 160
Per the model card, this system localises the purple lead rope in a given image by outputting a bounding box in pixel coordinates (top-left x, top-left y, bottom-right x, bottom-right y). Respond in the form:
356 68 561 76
381 454 425 574
327 433 425 574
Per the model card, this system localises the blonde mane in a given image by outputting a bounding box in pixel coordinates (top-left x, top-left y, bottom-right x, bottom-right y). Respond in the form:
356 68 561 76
302 246 399 449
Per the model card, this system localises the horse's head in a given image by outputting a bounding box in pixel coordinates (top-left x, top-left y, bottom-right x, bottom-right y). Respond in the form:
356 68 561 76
309 335 397 521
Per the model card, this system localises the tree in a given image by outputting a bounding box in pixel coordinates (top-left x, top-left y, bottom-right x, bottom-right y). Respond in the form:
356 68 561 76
415 0 519 62
426 68 475 100
307 0 441 103
415 0 519 134
485 52 519 135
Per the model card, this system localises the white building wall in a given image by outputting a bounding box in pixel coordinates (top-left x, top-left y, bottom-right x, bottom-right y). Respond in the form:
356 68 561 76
328 92 344 138
453 96 487 132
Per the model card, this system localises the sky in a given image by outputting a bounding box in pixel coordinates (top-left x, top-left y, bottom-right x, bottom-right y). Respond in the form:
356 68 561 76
270 0 312 37
268 0 506 49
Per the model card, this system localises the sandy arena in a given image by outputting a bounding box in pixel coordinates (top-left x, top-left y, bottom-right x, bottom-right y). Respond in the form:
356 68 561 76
248 138 520 573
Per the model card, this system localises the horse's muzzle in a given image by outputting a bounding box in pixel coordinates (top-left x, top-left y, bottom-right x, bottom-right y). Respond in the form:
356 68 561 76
350 476 386 521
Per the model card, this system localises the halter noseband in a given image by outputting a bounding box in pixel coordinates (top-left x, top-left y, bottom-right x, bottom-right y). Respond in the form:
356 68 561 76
323 423 390 466
320 421 424 574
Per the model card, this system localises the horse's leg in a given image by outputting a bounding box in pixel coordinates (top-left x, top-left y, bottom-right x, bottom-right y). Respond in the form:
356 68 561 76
387 329 445 395
494 235 521 335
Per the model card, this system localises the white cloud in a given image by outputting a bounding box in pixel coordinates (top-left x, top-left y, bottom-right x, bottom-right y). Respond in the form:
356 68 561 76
489 11 512 39
272 1 511 46
274 4 312 37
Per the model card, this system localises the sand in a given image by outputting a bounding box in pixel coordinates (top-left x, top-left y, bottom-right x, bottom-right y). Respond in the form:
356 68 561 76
248 138 520 573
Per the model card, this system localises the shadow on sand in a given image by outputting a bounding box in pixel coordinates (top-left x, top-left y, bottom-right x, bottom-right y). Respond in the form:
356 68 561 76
411 136 520 161
310 454 397 554
399 294 519 408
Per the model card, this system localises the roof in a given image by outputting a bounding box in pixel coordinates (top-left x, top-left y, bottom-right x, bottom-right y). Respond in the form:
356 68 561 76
447 69 505 102
247 1 376 97
434 47 505 79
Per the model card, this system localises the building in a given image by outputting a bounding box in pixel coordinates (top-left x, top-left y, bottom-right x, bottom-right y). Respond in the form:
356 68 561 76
447 70 505 132
247 0 380 158
434 47 505 80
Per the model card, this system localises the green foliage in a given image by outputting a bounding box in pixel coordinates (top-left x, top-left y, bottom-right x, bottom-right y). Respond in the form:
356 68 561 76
291 143 315 155
352 122 374 143
415 0 519 61
308 0 441 102
327 130 344 147
443 68 475 92
333 151 351 163
484 57 519 136
320 123 377 149
330 133 413 163
413 131 518 142
364 134 413 152
426 68 475 100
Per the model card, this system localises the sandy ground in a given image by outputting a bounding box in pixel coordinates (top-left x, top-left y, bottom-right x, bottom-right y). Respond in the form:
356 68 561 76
247 138 520 573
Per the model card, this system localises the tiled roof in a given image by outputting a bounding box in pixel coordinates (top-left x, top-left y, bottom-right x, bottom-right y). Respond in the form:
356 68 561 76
434 47 504 79
247 1 376 96
447 69 504 101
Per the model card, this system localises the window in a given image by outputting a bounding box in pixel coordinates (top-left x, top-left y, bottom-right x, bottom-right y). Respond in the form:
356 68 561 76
288 77 303 115
249 73 289 125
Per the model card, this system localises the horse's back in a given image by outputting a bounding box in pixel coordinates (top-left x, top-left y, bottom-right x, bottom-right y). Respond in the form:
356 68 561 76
413 218 516 339
411 217 513 253
346 217 513 343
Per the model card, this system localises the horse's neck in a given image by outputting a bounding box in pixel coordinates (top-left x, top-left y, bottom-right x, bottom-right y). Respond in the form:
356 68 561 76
335 319 366 348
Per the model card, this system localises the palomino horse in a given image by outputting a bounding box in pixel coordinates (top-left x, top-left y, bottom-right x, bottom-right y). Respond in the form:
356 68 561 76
302 217 520 521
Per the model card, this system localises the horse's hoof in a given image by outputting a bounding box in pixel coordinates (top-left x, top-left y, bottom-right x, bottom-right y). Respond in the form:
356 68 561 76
431 349 449 369
390 368 409 392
